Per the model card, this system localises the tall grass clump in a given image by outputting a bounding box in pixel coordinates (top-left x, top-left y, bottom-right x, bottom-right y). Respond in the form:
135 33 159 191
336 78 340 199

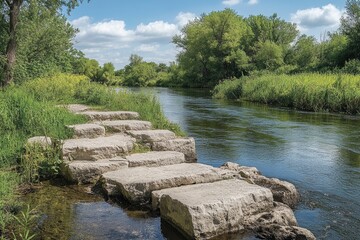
213 73 360 114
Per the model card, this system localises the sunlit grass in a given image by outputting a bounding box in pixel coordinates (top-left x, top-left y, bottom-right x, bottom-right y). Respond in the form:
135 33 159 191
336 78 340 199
213 73 360 114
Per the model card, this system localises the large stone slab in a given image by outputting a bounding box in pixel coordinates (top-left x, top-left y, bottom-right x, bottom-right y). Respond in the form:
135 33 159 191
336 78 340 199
67 124 105 139
127 130 176 143
62 157 128 184
100 120 152 132
62 134 134 161
101 163 231 204
152 137 197 162
221 162 299 208
126 151 185 167
156 179 273 239
80 111 139 121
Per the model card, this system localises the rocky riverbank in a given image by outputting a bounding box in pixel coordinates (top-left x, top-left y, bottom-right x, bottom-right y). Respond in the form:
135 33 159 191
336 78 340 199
27 104 315 239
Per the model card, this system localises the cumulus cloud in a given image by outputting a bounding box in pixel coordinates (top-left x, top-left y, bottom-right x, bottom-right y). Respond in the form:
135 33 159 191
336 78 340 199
136 21 178 37
70 13 196 68
222 0 241 6
176 12 196 27
135 44 160 52
248 0 258 5
291 4 343 29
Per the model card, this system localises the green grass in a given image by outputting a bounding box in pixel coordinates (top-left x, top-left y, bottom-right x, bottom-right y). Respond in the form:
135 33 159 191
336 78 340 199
213 73 360 114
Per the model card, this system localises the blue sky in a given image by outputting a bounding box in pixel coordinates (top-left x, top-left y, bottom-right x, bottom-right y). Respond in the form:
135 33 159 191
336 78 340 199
68 0 346 69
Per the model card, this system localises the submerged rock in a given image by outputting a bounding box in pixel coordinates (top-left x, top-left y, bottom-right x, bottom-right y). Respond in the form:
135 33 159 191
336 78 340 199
221 162 300 208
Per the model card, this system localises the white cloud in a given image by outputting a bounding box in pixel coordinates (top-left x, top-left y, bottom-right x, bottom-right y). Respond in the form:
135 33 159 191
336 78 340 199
248 0 258 5
135 44 160 52
136 21 178 37
176 12 196 27
222 0 241 6
291 4 343 30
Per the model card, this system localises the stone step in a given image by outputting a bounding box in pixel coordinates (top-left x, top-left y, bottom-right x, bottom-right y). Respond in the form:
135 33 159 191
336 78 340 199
100 120 152 132
127 130 176 144
79 111 139 121
62 134 135 161
63 104 91 113
126 151 185 168
152 137 197 162
154 179 273 239
67 123 105 139
62 157 128 184
101 163 232 204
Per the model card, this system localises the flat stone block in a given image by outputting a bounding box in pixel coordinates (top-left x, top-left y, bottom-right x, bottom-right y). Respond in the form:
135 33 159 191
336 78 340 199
62 134 134 161
80 111 139 121
152 137 197 162
156 179 273 239
64 104 91 113
100 120 152 132
127 130 176 143
102 163 231 204
62 157 128 184
67 124 105 139
126 151 185 167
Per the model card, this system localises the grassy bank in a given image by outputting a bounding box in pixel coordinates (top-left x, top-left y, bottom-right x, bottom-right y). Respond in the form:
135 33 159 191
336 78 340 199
0 74 182 238
213 74 360 114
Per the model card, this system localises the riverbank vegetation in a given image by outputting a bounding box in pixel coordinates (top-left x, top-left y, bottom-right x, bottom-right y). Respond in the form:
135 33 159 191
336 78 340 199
213 74 360 114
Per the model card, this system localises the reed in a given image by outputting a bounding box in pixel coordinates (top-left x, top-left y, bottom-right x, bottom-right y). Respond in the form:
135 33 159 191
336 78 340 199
213 73 360 114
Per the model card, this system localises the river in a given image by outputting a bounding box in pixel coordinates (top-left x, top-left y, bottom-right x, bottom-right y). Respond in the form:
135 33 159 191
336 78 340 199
25 87 360 240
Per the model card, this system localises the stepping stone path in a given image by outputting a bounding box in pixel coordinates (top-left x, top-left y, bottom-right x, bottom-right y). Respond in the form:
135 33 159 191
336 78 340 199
34 104 314 239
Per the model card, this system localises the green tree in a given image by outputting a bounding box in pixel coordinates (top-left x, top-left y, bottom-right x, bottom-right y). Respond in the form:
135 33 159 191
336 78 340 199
320 33 348 68
14 1 78 82
123 55 158 86
0 0 88 87
173 9 251 87
290 35 319 70
253 40 284 70
341 0 360 59
246 14 298 47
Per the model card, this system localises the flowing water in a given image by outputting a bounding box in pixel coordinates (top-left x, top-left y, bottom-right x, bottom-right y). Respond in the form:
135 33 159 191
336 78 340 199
25 88 360 240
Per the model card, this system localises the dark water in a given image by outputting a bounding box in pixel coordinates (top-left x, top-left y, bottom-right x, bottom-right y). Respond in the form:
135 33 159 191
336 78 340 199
25 88 360 240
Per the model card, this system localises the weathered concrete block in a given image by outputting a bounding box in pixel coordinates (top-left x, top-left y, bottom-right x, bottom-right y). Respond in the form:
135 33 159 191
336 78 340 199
156 179 273 239
126 151 185 167
80 111 139 121
62 157 128 184
67 124 105 139
152 137 197 162
100 120 152 132
62 134 134 161
101 163 231 204
127 130 176 143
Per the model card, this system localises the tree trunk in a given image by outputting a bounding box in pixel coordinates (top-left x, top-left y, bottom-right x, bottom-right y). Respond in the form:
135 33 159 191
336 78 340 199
2 0 22 87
